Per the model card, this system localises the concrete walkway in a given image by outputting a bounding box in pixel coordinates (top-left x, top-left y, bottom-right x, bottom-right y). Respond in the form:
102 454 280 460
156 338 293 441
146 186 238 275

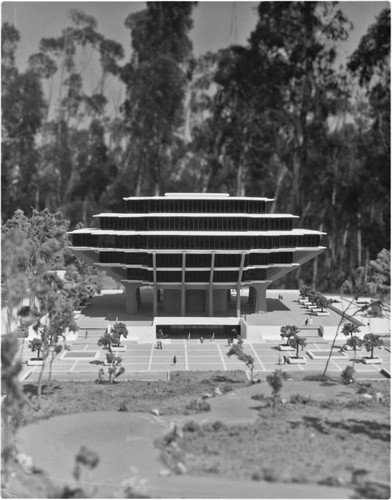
16 381 356 499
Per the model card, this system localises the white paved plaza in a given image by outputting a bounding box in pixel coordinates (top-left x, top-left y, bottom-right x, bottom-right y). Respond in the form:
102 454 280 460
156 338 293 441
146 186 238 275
17 289 390 382
19 333 390 382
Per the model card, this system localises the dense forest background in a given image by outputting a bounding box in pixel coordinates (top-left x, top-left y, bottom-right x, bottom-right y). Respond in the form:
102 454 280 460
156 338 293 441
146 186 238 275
2 2 390 292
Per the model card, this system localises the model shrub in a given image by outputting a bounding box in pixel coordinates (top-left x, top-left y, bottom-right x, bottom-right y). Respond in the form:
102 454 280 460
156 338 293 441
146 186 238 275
341 365 356 384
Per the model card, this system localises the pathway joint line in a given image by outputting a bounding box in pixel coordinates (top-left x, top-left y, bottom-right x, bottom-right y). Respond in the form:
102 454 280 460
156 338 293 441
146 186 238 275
19 369 33 382
248 343 266 372
330 359 342 371
216 343 228 371
69 360 79 372
183 340 189 371
147 343 154 372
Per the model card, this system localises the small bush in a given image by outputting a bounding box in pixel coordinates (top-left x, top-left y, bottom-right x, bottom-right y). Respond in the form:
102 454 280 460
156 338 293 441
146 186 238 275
251 393 265 402
220 384 234 393
289 393 312 405
205 420 226 432
185 399 211 413
353 482 391 499
341 365 355 384
182 420 201 433
118 402 129 412
262 467 280 482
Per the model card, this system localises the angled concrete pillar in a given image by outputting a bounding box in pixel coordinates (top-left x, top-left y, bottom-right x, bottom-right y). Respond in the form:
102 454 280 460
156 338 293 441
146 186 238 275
123 283 139 314
252 283 269 313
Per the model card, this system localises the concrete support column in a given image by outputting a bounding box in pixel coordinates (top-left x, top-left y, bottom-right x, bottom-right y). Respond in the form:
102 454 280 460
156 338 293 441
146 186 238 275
153 287 158 316
152 252 158 316
248 286 254 306
123 283 139 314
236 252 246 318
252 283 269 313
181 252 186 316
236 287 241 317
208 252 215 317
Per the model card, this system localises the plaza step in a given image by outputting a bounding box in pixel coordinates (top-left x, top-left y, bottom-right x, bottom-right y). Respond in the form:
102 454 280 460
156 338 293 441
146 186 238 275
298 328 330 344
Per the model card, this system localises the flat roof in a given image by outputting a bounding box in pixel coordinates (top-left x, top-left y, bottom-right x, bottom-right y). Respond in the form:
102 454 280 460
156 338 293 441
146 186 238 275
68 228 326 236
93 213 299 218
123 195 274 201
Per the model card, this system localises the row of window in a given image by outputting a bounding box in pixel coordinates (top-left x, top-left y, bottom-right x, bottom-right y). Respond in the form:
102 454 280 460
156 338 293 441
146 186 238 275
126 269 267 282
99 216 294 232
125 199 267 214
99 251 294 267
72 233 321 250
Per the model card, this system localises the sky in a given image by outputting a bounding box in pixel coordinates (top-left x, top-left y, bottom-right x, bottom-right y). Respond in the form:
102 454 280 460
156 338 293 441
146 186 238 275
2 1 389 71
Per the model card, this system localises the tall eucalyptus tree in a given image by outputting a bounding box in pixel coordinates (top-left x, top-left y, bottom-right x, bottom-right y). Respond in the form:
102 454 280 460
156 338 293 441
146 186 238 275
121 2 197 196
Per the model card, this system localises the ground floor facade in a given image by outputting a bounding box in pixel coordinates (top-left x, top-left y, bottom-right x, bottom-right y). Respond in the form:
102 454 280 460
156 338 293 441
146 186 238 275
123 282 270 317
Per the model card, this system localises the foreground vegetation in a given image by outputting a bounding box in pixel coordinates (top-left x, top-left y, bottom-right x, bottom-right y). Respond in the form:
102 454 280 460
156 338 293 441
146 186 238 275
158 389 390 486
3 368 390 498
20 371 248 426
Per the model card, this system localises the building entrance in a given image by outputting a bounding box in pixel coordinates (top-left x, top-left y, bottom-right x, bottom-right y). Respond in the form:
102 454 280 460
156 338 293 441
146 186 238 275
156 324 240 340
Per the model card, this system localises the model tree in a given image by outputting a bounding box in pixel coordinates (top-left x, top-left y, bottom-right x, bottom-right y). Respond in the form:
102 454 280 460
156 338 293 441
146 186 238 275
227 343 255 381
110 322 128 346
362 333 384 360
1 334 25 486
28 337 43 360
288 334 307 359
30 272 77 405
346 335 363 365
266 369 290 408
280 325 300 346
342 322 361 338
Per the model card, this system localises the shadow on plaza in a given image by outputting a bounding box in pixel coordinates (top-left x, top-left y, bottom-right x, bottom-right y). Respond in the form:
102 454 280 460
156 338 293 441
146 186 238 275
81 292 291 322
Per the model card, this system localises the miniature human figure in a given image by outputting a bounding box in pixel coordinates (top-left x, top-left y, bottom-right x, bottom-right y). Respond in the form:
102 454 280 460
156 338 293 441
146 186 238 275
308 317 313 325
305 318 309 326
85 330 88 339
211 332 215 342
173 355 177 365
187 332 191 341
200 337 204 344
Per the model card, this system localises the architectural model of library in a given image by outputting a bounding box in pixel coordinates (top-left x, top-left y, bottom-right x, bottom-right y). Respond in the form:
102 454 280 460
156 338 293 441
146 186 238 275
69 193 326 317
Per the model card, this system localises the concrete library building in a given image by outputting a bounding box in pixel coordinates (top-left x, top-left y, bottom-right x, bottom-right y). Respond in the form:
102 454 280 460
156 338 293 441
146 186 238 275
69 193 326 339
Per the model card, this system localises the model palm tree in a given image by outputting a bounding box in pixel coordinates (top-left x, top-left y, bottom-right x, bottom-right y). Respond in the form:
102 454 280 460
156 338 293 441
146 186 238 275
288 333 307 359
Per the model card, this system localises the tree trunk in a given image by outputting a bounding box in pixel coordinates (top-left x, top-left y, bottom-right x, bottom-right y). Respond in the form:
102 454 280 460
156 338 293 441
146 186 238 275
270 164 288 214
289 153 301 214
357 213 362 267
36 358 47 408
